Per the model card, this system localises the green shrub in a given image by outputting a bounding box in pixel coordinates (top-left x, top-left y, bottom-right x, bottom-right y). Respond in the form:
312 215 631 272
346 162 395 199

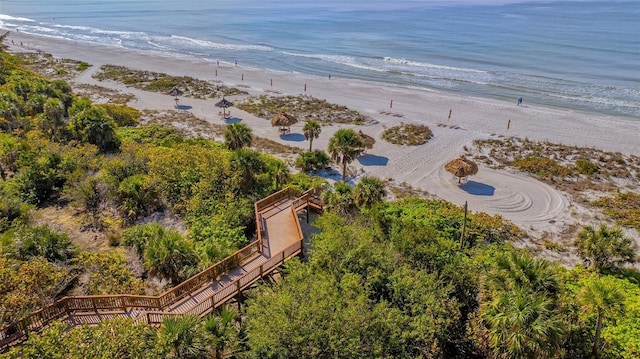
295 150 330 172
576 159 599 176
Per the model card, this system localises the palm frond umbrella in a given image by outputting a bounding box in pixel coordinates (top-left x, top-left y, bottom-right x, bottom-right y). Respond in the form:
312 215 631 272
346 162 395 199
445 156 479 183
271 112 298 135
358 130 375 150
215 97 234 118
167 86 184 107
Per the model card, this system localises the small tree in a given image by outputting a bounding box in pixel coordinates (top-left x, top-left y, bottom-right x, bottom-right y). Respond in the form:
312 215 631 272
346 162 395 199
224 123 252 150
303 120 322 151
575 224 637 272
144 230 198 285
579 276 625 359
327 129 364 182
295 150 330 172
354 176 386 208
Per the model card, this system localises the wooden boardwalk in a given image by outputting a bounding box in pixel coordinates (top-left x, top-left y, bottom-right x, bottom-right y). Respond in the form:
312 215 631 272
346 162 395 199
0 187 322 351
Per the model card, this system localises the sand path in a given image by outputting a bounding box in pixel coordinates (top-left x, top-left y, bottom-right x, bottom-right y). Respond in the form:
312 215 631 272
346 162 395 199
8 32 639 238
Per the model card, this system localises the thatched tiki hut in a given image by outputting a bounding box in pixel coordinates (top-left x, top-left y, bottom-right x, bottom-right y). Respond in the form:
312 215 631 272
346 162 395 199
358 130 375 151
167 86 184 107
271 112 298 135
215 97 234 118
445 156 479 183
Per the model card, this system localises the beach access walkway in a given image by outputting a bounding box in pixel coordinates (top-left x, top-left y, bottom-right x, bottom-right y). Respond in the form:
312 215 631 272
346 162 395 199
0 187 323 352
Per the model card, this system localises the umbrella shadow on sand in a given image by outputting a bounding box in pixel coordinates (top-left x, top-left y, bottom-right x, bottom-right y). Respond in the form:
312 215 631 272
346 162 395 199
224 117 242 124
459 181 495 196
280 133 305 142
175 105 192 110
357 154 389 166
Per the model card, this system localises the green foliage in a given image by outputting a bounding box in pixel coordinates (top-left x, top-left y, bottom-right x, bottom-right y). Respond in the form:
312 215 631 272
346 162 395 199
294 150 330 172
473 247 564 359
9 225 78 263
0 191 31 232
116 174 161 222
117 124 182 146
0 257 72 325
77 251 145 295
237 94 367 124
3 318 161 359
302 119 322 151
76 61 91 72
224 122 252 150
122 222 172 256
576 158 599 175
68 105 121 153
593 191 640 232
512 156 572 178
94 64 247 98
143 228 198 284
95 103 141 127
321 182 356 218
247 213 460 358
9 148 68 204
575 224 637 272
327 128 364 181
157 314 211 359
354 176 386 208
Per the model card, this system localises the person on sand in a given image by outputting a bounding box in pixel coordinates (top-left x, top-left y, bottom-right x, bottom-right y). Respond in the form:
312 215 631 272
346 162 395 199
517 97 523 106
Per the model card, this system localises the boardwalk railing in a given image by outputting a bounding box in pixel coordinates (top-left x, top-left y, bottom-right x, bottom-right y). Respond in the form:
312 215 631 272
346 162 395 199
0 186 322 351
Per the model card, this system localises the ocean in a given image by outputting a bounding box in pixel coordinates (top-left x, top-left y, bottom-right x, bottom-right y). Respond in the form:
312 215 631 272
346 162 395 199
1 0 638 118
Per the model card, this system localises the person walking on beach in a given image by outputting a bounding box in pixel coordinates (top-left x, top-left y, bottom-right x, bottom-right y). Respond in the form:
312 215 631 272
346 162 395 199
517 97 523 106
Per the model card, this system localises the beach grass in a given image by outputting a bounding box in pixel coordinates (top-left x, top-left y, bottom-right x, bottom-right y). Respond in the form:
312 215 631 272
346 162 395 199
93 64 248 99
13 51 91 81
474 137 640 229
381 123 433 145
236 94 371 124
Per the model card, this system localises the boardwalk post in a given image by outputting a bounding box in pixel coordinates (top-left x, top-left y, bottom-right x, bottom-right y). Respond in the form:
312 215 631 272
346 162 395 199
210 296 215 310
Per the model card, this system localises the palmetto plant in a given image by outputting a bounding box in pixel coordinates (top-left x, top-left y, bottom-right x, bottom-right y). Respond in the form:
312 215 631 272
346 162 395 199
327 128 364 182
224 123 252 150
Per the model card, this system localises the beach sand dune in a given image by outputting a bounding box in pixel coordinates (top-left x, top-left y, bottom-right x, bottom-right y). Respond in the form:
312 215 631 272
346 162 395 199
6 31 639 240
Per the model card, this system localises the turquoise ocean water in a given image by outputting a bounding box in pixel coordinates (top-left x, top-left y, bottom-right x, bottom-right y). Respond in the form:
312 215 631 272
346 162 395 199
1 0 638 118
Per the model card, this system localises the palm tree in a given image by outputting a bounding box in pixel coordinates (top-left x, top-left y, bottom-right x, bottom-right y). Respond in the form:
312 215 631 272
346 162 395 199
322 182 356 217
579 276 625 359
158 314 209 359
481 289 564 358
204 306 240 359
476 249 563 358
303 120 322 151
268 160 290 189
354 176 386 208
575 224 637 272
144 231 198 285
68 106 120 153
327 129 364 182
224 123 252 150
231 148 266 192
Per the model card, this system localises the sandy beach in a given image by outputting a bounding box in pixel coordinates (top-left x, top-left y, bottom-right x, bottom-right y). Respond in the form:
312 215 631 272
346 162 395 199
5 31 640 243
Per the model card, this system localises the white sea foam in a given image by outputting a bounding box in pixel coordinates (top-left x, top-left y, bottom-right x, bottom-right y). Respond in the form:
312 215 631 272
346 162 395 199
169 35 272 52
382 57 487 74
0 14 34 22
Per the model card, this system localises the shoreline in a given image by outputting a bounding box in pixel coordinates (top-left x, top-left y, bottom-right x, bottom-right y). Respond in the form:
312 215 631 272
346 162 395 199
4 30 640 243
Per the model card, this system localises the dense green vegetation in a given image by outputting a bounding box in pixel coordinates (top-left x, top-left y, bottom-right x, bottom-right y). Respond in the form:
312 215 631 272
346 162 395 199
0 49 295 328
